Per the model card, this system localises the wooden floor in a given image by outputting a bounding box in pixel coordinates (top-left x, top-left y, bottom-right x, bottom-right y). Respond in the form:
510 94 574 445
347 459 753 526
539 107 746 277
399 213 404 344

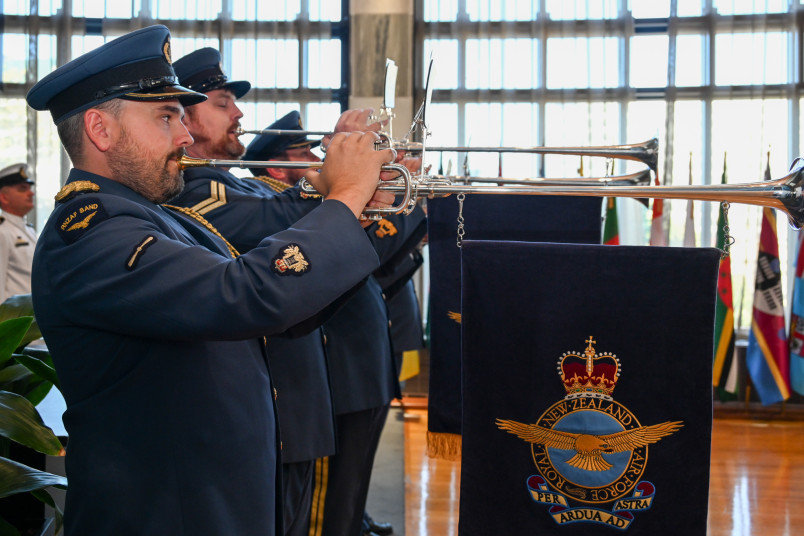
402 406 804 536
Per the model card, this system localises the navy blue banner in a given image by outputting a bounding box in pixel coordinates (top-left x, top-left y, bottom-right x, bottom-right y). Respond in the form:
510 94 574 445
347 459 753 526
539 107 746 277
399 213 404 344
459 241 718 535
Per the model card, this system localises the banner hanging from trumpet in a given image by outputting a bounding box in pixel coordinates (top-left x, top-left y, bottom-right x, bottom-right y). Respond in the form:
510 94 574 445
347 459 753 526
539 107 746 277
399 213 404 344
458 241 719 535
426 194 603 460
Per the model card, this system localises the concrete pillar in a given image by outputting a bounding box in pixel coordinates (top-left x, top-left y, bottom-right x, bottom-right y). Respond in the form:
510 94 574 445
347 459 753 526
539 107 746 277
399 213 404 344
349 0 415 135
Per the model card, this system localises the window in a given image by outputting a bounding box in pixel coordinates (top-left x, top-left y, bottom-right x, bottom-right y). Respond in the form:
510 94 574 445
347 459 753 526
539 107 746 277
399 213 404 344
0 0 347 230
416 0 801 331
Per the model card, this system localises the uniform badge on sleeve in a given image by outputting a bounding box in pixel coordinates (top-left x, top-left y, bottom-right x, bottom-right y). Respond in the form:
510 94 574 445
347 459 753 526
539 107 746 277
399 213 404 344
272 244 310 276
126 235 158 271
374 218 398 238
56 197 109 244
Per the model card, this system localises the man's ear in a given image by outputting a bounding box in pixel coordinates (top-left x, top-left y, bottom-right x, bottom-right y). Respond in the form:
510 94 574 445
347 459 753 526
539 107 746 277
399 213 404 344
265 167 289 181
83 108 114 152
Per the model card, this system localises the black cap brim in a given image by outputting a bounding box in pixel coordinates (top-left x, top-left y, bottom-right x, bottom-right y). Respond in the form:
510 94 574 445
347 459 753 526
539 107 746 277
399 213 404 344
122 84 207 106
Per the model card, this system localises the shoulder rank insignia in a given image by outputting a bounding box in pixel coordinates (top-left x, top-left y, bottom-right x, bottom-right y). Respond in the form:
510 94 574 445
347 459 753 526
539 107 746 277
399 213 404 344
375 218 398 238
190 181 227 215
272 244 310 276
56 197 109 244
54 181 100 203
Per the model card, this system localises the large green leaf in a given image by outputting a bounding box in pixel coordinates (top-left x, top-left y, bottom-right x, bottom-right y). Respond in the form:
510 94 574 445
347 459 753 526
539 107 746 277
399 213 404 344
0 296 40 347
0 457 67 498
0 318 33 368
20 347 54 370
0 364 33 388
0 392 63 455
13 354 59 390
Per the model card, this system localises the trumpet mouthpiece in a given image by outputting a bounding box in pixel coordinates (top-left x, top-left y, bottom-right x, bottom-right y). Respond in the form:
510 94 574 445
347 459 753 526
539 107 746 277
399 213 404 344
177 156 211 170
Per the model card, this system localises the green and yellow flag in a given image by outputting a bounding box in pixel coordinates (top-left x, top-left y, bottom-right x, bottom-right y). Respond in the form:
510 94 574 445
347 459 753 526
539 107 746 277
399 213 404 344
712 154 737 401
603 198 619 245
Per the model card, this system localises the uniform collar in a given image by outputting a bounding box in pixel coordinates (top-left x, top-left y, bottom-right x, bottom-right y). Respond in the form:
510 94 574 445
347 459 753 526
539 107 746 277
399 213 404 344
0 211 27 228
67 168 162 210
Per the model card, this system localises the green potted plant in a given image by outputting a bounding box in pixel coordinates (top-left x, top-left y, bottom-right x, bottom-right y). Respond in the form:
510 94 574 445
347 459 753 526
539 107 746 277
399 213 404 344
0 295 67 535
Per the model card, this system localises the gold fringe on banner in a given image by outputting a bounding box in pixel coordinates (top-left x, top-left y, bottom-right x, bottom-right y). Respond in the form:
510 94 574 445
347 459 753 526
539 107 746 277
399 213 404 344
426 431 462 461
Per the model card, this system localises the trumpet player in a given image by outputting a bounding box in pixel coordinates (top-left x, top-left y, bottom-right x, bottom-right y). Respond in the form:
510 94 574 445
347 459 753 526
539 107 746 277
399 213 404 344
25 25 396 536
171 48 425 536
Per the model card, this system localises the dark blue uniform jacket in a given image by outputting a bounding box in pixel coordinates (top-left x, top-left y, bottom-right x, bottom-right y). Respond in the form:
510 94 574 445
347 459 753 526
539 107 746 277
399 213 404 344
33 170 379 536
174 169 425 422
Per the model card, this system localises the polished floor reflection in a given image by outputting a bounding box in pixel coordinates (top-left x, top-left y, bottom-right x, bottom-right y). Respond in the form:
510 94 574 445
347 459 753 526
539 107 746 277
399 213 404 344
403 408 804 536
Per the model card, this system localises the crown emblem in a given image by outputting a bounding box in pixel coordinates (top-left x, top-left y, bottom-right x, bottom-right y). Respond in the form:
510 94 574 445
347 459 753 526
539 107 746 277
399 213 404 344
557 336 620 400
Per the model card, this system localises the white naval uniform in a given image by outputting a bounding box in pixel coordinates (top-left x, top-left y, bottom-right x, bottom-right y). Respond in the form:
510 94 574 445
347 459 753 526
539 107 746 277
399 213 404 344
0 212 37 302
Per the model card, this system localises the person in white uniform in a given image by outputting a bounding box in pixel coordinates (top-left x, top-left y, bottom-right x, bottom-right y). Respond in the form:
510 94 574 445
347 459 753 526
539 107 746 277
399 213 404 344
0 163 36 302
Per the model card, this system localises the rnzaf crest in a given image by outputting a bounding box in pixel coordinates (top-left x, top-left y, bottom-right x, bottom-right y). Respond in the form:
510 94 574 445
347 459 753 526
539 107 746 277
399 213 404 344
496 336 683 530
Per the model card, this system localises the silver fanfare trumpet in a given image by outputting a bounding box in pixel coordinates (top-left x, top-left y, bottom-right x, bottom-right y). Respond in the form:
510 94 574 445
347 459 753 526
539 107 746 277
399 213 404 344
177 155 804 229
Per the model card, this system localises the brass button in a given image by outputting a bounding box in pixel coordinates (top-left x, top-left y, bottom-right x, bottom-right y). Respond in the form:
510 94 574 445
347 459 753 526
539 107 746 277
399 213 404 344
273 388 278 400
388 320 393 328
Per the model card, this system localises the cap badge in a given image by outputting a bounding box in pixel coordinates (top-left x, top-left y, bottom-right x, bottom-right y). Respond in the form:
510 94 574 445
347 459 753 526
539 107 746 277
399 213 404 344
163 39 172 64
19 166 27 179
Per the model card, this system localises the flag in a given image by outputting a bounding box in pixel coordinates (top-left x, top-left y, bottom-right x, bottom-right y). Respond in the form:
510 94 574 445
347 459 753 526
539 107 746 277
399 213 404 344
712 154 738 400
649 177 667 246
683 153 696 247
603 198 619 245
459 241 719 535
789 233 804 395
399 350 421 382
745 155 790 404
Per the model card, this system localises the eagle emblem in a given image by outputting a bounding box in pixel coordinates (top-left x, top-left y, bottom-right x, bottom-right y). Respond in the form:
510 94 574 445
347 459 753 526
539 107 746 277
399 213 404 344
496 419 683 472
66 211 98 231
447 311 461 324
